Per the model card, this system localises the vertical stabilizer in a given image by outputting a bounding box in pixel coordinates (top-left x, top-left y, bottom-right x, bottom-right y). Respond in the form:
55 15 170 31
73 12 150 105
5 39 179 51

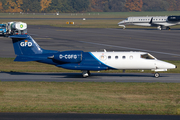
10 34 43 55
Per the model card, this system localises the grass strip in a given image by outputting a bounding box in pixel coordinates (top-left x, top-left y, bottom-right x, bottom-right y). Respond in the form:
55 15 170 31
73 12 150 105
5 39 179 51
0 58 179 73
1 11 180 18
0 82 180 114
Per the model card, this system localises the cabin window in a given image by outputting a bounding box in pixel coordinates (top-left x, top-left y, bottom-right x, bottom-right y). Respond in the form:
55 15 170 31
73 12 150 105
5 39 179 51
108 56 111 59
115 56 118 59
129 56 133 59
122 56 126 59
141 54 155 59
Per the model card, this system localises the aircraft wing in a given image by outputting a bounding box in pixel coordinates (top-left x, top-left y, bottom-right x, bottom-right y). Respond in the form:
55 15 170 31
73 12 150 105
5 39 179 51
149 17 176 27
149 17 164 26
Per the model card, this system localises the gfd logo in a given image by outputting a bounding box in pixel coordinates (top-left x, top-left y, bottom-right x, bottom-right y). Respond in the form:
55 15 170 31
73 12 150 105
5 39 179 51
20 40 33 47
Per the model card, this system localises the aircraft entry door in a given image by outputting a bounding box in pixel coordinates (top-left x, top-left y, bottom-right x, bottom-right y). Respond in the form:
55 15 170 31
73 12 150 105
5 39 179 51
129 17 133 24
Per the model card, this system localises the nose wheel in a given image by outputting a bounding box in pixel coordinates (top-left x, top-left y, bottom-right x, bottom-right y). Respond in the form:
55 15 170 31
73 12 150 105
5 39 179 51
154 72 160 78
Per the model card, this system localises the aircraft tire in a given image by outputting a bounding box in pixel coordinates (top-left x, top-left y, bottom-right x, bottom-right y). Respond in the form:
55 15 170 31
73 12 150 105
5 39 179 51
154 72 160 78
82 71 89 78
166 27 171 30
87 70 91 76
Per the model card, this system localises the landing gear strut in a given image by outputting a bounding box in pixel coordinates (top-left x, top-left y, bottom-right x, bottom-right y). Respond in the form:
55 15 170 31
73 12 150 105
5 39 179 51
82 70 90 78
157 26 162 30
119 25 126 29
154 72 160 78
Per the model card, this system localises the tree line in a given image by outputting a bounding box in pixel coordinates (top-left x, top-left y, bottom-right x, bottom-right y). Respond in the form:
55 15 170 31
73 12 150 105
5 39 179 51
0 0 180 13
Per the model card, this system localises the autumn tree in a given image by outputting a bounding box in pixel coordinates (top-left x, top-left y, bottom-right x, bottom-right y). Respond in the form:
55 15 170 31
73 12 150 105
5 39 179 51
21 0 41 12
125 0 143 11
142 0 168 11
167 0 180 11
0 2 3 12
4 0 23 12
108 0 126 12
70 0 90 12
40 0 52 12
46 0 73 13
89 0 103 12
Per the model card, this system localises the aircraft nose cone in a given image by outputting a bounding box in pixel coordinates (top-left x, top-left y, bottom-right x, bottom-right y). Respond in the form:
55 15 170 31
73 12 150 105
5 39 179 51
156 61 176 69
118 21 125 25
168 63 176 69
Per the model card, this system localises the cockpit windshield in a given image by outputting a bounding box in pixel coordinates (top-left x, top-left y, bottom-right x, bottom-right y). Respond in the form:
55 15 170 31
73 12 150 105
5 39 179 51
125 18 128 21
141 53 155 59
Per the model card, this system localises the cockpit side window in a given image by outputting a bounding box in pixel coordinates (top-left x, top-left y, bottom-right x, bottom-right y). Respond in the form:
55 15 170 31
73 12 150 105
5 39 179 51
141 54 155 59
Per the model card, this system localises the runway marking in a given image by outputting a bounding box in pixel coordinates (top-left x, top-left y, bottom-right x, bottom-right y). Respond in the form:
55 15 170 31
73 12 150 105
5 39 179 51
79 41 180 57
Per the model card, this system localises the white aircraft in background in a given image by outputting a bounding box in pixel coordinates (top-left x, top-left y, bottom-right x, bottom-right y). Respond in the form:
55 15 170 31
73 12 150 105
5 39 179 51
118 16 180 30
10 34 177 78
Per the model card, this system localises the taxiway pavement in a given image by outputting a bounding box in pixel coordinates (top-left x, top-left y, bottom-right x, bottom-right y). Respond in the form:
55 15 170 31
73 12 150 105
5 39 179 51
0 113 179 120
0 72 180 83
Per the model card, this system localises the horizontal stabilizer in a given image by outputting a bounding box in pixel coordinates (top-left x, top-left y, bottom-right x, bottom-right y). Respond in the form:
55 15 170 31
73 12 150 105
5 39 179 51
14 55 43 62
10 34 28 39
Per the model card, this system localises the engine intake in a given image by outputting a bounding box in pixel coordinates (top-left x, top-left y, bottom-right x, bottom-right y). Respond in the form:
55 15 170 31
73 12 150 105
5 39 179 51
167 16 180 22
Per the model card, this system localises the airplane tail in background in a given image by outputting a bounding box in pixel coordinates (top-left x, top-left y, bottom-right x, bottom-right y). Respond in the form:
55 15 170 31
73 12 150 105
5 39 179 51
10 34 58 61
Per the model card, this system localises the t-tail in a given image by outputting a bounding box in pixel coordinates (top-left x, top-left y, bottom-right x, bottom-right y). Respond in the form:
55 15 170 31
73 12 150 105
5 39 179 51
10 34 58 62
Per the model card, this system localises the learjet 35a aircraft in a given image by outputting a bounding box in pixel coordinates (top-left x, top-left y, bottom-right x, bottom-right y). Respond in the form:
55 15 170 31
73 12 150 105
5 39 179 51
10 34 176 78
118 16 180 30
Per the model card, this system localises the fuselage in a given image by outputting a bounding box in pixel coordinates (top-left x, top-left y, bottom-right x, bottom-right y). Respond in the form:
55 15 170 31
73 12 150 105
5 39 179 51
10 34 177 77
37 51 176 72
90 51 176 71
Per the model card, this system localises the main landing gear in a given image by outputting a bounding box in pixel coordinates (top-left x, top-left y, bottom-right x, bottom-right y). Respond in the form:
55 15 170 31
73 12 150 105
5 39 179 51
157 26 162 30
166 27 171 30
157 26 171 30
82 70 91 78
154 72 160 78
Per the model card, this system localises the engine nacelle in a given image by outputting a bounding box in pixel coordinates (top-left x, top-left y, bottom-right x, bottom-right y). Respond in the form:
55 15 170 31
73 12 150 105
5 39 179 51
53 51 83 63
167 16 180 22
